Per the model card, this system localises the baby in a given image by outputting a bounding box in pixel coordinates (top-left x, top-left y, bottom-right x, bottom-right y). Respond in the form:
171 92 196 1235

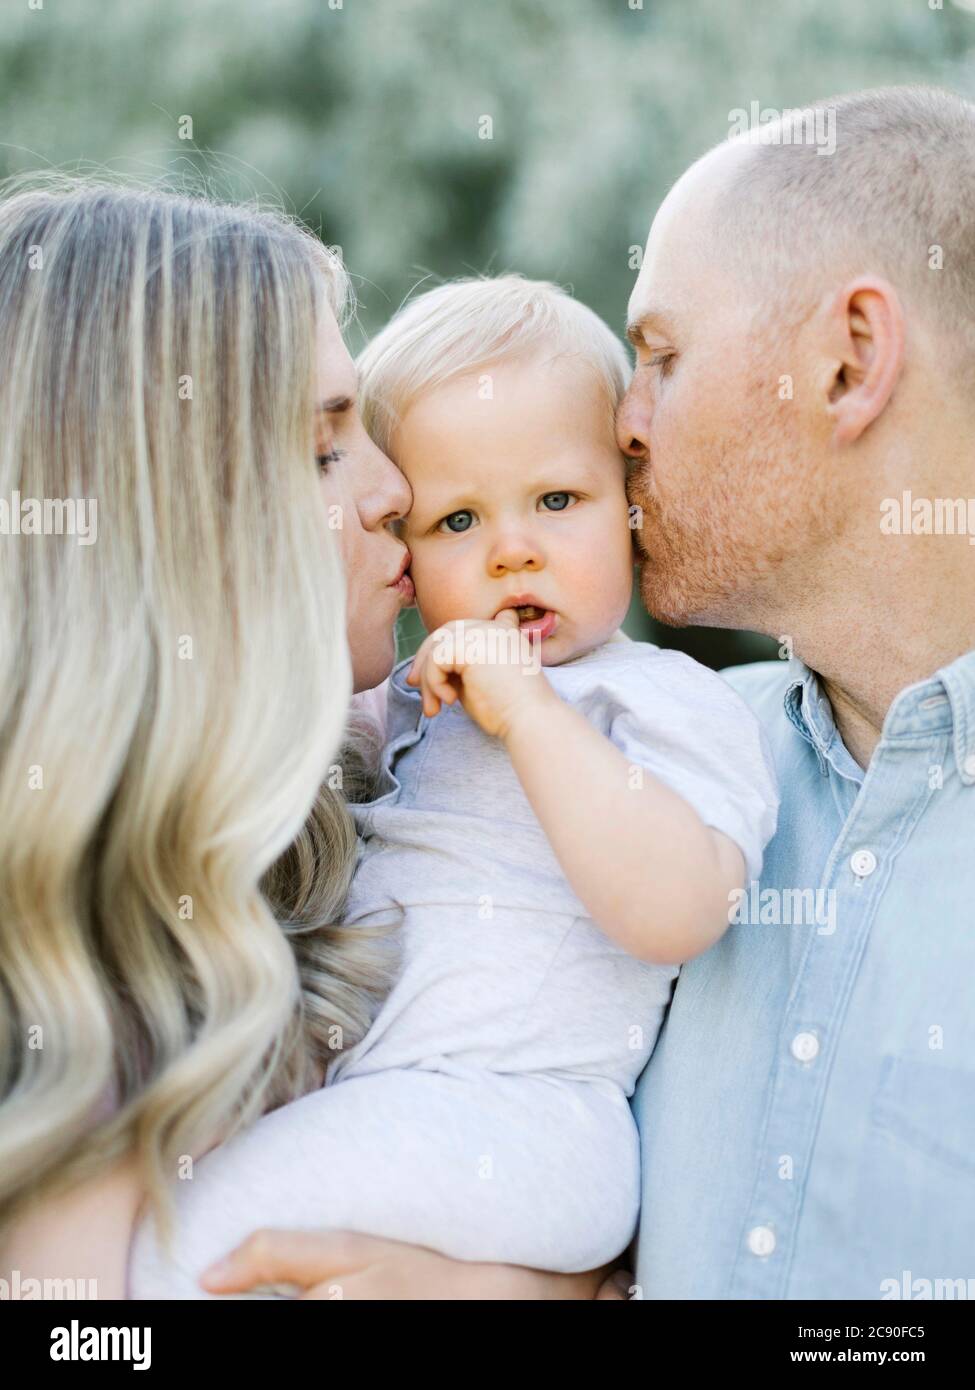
129 276 778 1295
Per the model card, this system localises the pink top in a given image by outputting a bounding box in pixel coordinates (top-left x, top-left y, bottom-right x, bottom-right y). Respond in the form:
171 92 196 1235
351 678 390 732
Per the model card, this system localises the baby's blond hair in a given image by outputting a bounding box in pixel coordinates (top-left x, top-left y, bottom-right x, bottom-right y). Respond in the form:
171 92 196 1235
357 274 631 453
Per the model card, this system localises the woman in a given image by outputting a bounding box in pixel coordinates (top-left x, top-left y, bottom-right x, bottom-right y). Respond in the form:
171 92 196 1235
0 176 616 1299
0 174 411 1293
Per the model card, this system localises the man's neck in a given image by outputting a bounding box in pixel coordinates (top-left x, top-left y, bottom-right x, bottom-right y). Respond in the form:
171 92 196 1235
815 675 888 770
788 577 975 770
747 405 975 768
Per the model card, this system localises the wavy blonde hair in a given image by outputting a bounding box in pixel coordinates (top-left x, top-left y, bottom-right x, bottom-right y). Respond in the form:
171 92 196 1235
0 174 392 1240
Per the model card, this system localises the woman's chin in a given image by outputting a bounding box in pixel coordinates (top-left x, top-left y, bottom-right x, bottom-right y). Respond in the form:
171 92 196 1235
351 635 398 694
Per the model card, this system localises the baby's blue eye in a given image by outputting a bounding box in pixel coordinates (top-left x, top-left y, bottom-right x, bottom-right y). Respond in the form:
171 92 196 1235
439 510 475 533
540 492 573 511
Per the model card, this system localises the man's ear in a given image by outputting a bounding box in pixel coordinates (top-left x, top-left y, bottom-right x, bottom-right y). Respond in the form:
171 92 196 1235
824 277 905 446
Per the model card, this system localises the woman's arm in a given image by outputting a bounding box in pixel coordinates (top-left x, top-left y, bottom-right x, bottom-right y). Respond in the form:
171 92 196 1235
0 1155 144 1300
3 1186 633 1301
201 1228 630 1300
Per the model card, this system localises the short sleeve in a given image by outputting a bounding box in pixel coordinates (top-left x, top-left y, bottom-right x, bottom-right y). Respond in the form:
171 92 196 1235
587 650 780 884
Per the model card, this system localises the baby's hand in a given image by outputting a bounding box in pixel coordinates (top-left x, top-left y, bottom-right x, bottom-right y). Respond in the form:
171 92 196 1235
406 610 556 739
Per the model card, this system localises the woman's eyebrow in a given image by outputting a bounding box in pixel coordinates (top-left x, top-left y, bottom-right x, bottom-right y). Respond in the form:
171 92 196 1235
316 395 354 414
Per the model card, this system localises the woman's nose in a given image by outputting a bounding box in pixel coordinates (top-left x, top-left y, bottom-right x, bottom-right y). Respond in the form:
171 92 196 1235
364 440 412 528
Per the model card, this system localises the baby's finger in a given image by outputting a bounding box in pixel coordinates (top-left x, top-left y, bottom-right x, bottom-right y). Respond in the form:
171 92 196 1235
494 607 521 629
405 647 424 686
407 624 454 687
418 658 458 717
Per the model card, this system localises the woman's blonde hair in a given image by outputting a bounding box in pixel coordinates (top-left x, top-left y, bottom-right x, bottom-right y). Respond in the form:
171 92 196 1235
0 174 391 1239
357 273 631 453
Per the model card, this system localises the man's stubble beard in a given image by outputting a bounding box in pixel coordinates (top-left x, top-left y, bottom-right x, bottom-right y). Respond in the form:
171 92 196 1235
629 417 839 633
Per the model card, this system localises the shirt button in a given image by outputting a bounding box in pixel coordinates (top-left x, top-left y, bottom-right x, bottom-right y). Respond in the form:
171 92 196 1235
964 754 975 778
791 1031 820 1062
850 848 877 877
747 1225 776 1257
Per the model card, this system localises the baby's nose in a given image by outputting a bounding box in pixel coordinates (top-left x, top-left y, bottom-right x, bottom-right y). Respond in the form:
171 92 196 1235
488 541 542 577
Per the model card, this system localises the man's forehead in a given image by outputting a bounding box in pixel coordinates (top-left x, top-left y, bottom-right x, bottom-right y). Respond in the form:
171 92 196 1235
627 142 745 326
626 224 692 329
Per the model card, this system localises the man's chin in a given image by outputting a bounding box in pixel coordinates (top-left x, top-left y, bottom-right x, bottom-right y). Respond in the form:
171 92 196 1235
637 558 734 630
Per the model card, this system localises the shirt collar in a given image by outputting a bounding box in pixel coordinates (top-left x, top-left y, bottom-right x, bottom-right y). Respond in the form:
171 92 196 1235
935 647 975 785
783 649 975 786
783 658 861 783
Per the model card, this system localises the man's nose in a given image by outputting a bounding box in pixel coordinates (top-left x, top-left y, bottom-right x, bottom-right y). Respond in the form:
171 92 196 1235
616 388 650 461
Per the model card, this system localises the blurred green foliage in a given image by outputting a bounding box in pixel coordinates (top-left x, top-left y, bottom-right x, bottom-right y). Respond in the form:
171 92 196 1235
2 0 972 667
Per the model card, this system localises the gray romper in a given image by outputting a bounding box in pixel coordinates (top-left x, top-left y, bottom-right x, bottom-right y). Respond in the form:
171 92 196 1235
129 636 778 1295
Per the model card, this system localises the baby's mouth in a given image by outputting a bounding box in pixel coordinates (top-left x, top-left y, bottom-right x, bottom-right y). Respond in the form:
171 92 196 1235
511 606 559 641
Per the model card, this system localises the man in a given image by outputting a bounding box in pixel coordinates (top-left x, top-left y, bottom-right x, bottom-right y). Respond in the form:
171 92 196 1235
204 85 975 1299
619 83 975 1299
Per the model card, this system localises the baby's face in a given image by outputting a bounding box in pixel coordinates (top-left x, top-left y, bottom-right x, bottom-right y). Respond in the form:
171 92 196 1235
392 355 634 665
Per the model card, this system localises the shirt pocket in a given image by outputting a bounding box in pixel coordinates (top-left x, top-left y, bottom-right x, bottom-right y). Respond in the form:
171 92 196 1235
871 1054 975 1178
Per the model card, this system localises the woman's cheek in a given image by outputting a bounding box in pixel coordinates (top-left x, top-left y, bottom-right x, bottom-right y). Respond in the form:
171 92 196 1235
318 475 352 558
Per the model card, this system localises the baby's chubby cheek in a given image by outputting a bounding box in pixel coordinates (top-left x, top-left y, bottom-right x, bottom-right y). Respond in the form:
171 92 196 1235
405 548 473 631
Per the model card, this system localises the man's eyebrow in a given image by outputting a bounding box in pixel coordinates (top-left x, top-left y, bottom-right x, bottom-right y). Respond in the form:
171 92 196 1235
316 395 355 414
625 308 676 346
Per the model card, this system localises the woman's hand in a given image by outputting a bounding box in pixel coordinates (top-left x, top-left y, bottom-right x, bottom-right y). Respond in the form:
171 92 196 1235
405 611 556 739
201 1228 628 1300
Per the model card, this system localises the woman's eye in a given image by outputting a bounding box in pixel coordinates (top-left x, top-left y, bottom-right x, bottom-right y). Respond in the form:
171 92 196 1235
539 492 574 511
650 352 676 377
437 510 476 533
316 447 346 474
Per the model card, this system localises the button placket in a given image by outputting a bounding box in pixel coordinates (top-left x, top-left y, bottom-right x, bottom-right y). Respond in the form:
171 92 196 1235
790 1031 820 1063
850 848 877 880
746 1225 776 1258
729 733 940 1298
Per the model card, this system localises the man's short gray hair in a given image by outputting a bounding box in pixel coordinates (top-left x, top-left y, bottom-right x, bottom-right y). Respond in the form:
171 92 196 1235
718 86 975 379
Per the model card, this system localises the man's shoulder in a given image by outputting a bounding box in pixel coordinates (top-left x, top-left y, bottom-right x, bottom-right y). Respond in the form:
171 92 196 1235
557 638 769 722
719 658 793 721
717 659 805 759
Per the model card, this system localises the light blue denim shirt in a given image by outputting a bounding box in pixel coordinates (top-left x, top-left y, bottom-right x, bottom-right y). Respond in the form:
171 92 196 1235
633 650 975 1299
